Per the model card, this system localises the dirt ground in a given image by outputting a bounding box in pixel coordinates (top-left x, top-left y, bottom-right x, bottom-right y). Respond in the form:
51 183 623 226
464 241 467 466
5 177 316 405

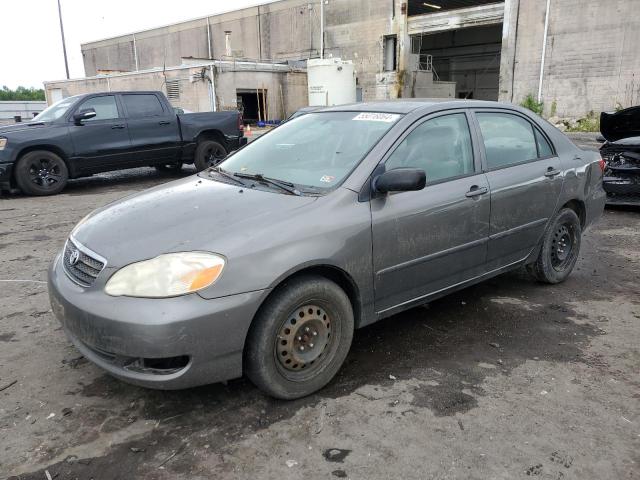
1 137 638 479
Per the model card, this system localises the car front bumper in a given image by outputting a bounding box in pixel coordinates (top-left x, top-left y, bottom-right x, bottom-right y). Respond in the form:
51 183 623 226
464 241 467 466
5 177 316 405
48 253 267 389
0 162 13 192
603 175 640 206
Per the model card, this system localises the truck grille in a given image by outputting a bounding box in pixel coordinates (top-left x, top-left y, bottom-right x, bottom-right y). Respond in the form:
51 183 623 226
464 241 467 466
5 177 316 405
63 239 106 287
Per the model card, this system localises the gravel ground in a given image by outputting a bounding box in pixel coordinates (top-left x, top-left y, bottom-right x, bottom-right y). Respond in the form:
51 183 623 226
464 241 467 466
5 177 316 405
1 134 638 479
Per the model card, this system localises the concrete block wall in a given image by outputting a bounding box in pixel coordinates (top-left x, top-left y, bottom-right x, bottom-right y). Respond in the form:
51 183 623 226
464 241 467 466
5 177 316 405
500 0 640 118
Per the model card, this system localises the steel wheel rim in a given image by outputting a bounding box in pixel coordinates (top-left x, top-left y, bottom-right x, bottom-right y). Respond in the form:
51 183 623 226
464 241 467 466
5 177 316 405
275 304 334 378
551 223 575 270
204 145 226 167
27 157 63 188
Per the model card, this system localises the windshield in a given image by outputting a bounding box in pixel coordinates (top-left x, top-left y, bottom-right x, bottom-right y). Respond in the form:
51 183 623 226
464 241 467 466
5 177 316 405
33 96 79 122
219 111 401 191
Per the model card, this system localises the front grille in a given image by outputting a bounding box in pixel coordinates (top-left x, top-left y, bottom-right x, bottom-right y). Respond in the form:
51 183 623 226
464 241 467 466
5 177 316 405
63 239 106 287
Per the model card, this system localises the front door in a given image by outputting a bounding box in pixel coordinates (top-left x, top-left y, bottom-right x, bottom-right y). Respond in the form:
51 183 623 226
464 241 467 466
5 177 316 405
120 93 181 165
68 94 131 173
371 111 491 314
472 110 564 268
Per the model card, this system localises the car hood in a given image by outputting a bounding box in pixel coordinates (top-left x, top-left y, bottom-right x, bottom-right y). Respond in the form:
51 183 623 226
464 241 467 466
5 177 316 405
600 106 640 142
0 121 47 136
73 175 318 268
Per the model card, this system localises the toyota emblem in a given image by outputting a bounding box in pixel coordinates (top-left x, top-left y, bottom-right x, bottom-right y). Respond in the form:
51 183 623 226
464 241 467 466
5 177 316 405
69 249 80 266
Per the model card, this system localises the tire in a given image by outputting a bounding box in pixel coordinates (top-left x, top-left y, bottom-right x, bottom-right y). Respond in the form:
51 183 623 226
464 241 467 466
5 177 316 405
14 150 69 196
244 275 354 400
527 208 582 284
155 162 183 173
193 140 227 171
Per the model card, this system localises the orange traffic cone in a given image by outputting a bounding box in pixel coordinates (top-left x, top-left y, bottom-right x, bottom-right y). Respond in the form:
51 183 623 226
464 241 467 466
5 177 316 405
245 125 252 137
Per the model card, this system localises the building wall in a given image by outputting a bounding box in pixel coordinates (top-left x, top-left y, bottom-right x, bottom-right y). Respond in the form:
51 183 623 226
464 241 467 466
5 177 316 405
44 64 308 121
500 0 640 117
80 0 395 102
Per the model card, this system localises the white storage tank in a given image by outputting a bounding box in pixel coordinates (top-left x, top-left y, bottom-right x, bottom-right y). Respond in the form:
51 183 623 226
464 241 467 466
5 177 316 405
307 58 356 107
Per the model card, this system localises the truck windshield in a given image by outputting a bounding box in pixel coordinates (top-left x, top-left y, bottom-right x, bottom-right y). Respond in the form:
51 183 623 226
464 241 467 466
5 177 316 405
219 111 401 191
33 96 79 122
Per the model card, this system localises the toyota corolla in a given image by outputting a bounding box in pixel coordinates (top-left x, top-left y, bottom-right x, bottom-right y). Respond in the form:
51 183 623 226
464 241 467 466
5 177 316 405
49 100 606 399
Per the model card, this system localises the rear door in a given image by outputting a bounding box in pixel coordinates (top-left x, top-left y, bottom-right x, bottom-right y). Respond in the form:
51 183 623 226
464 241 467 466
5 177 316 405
471 109 563 269
371 110 491 314
68 94 132 173
120 93 181 165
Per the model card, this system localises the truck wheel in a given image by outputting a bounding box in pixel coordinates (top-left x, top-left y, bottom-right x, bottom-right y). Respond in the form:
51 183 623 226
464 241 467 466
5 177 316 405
14 150 68 196
244 275 354 400
194 140 227 171
527 208 582 284
155 162 183 174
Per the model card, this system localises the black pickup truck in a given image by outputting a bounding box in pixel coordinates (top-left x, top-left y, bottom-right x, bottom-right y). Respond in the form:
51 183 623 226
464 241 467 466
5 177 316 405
0 91 246 195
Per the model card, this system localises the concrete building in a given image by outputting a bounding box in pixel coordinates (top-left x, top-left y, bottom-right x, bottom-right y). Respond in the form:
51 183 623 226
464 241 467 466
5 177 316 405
46 0 640 119
0 101 47 124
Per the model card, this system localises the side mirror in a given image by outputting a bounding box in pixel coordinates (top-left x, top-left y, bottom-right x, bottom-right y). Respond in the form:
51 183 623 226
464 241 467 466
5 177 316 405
73 108 97 125
595 134 606 143
373 168 426 194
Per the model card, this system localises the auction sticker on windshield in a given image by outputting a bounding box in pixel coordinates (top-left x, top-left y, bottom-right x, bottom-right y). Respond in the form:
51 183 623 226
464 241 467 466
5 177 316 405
352 112 400 123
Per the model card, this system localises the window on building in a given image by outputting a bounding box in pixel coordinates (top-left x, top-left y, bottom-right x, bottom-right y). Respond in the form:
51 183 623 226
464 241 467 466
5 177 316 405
385 113 475 183
166 80 181 100
476 112 539 169
122 94 164 118
77 95 119 121
383 35 397 72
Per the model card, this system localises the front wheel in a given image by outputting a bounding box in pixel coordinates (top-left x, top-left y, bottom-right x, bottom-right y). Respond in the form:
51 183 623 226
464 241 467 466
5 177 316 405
194 140 227 171
527 208 582 284
14 150 69 196
244 275 354 399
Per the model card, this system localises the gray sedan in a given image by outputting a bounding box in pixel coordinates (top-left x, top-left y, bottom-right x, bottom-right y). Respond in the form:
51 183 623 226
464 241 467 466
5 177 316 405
48 100 606 399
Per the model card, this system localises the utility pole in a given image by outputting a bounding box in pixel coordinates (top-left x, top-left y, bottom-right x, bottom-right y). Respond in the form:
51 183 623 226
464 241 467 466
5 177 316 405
57 0 70 79
319 0 324 59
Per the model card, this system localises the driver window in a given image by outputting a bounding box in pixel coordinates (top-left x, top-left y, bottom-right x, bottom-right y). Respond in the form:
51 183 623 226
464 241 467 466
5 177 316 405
77 95 119 122
385 113 474 183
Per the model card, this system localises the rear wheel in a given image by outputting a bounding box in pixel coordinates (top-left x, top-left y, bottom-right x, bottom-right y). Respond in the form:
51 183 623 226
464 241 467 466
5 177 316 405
527 208 582 284
244 275 354 399
194 140 227 171
14 150 68 196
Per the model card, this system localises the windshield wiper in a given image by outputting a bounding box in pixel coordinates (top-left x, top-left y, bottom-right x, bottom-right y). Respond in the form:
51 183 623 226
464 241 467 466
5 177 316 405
208 166 245 186
233 172 302 196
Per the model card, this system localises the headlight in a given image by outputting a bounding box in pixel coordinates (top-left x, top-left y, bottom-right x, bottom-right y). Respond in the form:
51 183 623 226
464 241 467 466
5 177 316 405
0 138 6 150
105 252 225 298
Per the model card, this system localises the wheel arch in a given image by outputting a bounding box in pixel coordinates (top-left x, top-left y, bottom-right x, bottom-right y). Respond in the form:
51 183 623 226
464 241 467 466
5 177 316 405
196 129 227 149
560 199 586 228
13 145 74 184
243 263 363 354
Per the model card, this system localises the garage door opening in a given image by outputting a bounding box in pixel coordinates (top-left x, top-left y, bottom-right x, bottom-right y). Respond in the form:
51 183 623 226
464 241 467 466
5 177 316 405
411 24 503 100
237 89 267 124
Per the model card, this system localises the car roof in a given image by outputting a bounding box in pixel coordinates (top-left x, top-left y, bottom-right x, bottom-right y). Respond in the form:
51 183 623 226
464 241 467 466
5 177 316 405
320 99 519 114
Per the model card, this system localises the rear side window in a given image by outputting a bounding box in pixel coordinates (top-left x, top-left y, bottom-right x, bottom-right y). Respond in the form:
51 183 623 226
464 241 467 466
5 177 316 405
535 128 554 157
77 96 119 121
122 94 164 118
385 113 475 183
477 112 538 169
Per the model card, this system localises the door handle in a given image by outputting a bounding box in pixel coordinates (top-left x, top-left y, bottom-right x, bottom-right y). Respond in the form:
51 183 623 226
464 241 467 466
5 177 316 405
111 124 125 129
465 185 488 198
158 121 171 125
544 167 561 177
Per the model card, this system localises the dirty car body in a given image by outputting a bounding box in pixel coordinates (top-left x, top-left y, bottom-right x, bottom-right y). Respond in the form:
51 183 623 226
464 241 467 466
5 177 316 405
48 100 606 397
600 106 640 205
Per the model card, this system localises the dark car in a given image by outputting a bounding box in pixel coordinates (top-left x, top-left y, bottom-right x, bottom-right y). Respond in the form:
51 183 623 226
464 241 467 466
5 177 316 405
600 105 640 205
49 100 605 399
0 91 246 195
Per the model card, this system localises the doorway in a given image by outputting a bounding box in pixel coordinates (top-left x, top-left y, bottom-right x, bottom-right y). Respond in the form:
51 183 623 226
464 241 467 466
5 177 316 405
237 89 267 124
411 24 503 101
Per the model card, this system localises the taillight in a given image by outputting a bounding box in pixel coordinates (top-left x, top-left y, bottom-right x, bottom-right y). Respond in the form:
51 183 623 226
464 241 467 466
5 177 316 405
238 113 244 135
598 158 606 172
